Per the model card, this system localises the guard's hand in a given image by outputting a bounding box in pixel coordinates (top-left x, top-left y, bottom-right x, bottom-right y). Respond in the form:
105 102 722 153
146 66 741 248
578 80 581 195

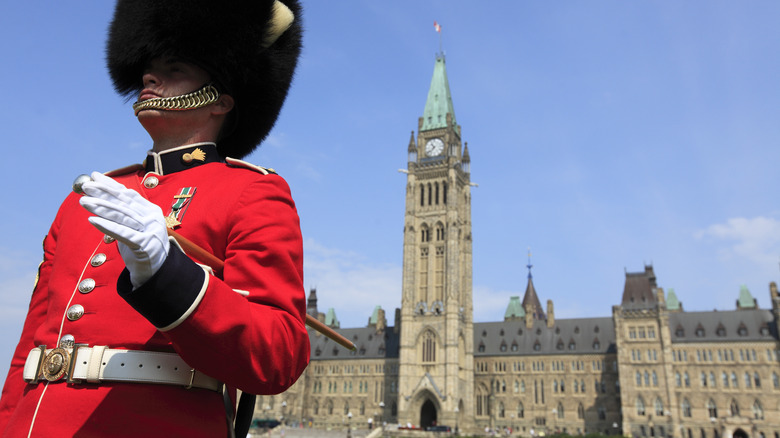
79 172 170 289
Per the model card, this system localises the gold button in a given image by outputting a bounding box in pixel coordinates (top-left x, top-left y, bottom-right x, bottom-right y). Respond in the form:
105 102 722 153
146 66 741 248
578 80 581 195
182 153 193 164
103 235 116 244
78 278 96 294
67 305 85 321
91 253 107 267
144 176 159 188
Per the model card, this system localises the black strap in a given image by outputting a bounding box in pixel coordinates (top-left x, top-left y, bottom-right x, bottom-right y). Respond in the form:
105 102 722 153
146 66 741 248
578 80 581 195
234 392 257 437
223 387 236 438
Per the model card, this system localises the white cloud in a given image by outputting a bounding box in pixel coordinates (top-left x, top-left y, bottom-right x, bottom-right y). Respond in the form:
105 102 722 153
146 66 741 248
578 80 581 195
303 238 401 328
695 216 780 265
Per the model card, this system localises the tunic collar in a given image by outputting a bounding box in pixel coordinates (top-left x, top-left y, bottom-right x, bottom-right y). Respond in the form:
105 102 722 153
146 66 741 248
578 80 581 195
144 143 224 176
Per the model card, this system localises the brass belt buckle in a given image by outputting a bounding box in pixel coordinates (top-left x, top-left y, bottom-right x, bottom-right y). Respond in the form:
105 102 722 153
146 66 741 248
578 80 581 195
41 347 70 382
35 343 88 383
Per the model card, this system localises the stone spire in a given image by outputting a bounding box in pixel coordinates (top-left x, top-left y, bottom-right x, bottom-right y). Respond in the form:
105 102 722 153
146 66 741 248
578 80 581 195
521 250 545 320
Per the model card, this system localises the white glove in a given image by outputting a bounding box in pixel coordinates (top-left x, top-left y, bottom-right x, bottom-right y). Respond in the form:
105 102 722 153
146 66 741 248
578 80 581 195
79 172 170 289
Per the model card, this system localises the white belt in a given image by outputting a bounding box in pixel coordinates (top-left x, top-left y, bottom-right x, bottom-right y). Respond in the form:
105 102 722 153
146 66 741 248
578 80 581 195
23 346 220 392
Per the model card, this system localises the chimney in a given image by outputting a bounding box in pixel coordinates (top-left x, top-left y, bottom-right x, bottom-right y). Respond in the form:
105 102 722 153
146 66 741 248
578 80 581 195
546 300 555 328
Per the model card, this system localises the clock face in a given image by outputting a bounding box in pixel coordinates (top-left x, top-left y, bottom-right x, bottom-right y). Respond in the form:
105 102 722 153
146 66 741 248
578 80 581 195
425 138 445 157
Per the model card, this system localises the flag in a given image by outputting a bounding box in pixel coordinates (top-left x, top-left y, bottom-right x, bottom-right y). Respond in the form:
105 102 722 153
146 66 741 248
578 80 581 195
434 21 441 33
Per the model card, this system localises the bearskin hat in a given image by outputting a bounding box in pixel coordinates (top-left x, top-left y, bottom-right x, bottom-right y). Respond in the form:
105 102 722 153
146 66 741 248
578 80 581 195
106 0 302 159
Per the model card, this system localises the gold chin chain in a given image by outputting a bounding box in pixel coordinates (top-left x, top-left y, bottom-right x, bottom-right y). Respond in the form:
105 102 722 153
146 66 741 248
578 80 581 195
132 85 220 115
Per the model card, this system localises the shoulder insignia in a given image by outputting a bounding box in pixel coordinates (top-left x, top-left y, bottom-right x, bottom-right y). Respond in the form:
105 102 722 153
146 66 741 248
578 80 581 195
225 157 278 175
105 164 144 177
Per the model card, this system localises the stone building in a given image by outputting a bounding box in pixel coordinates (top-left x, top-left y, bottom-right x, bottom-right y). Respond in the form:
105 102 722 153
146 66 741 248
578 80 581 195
254 55 780 438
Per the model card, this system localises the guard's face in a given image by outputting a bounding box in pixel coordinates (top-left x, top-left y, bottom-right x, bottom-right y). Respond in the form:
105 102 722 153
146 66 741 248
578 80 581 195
138 57 211 107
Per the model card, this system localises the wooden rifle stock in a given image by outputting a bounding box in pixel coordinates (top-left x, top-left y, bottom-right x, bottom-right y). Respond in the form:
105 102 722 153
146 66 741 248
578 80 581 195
167 229 356 351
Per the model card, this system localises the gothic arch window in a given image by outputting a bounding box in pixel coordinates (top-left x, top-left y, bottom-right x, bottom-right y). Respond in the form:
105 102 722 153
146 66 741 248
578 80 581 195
772 372 779 388
684 372 691 387
421 330 436 362
731 372 738 388
676 325 685 337
695 324 705 337
557 403 564 419
577 403 585 419
498 402 505 418
752 400 763 420
593 338 601 350
327 400 334 415
360 401 365 415
754 372 761 388
744 372 752 388
313 401 320 415
722 372 729 387
517 402 524 418
533 341 541 351
556 339 564 350
709 372 716 388
511 341 518 352
427 183 432 206
442 181 447 204
568 339 576 350
682 399 691 417
737 323 748 336
420 184 425 206
636 397 646 416
478 342 485 353
500 341 507 352
344 402 350 415
636 372 642 386
652 371 658 386
707 399 717 418
420 224 431 242
434 182 439 205
435 222 445 241
655 398 664 416
716 323 726 337
676 372 682 387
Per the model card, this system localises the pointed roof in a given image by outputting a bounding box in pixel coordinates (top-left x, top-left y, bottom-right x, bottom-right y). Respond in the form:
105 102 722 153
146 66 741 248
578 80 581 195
737 285 757 309
369 305 382 325
522 259 545 320
325 307 340 328
421 55 456 131
621 265 658 309
504 296 526 320
666 288 682 311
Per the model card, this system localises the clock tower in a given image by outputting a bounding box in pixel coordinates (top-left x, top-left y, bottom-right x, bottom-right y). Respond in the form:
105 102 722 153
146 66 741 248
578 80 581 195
397 54 474 431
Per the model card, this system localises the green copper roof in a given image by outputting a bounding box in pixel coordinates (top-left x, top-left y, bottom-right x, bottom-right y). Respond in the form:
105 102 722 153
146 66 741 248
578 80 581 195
737 285 756 309
325 307 340 328
504 296 526 319
369 305 382 324
666 288 681 311
421 55 456 131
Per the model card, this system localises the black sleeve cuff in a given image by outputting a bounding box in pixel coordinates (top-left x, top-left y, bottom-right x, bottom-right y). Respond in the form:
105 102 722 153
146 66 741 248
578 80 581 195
117 244 207 329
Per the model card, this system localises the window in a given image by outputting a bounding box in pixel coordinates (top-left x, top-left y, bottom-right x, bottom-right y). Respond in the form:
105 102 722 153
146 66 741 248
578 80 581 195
517 402 524 418
557 403 564 419
676 372 682 387
731 372 738 388
655 398 664 416
684 372 691 387
707 399 717 418
754 372 761 388
422 331 436 362
578 404 585 419
773 372 779 389
598 405 606 420
709 372 716 388
752 400 763 420
636 397 646 416
722 372 729 388
701 372 707 387
682 399 691 417
652 371 658 387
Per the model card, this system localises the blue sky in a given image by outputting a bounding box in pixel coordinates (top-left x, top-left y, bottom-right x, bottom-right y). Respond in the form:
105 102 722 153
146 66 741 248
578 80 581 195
1 1 779 387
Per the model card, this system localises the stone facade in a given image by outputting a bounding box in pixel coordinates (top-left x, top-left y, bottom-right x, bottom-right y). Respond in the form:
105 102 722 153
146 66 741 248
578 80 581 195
252 56 780 438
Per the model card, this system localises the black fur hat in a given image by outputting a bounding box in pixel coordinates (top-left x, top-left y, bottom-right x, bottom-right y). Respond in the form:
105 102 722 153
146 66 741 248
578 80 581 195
106 0 302 159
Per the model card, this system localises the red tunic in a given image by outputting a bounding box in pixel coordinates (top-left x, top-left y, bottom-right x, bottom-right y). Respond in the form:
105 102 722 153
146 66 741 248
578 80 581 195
0 144 310 437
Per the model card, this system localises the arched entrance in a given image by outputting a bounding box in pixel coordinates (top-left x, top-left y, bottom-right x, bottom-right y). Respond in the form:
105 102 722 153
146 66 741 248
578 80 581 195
420 400 437 430
733 429 749 438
